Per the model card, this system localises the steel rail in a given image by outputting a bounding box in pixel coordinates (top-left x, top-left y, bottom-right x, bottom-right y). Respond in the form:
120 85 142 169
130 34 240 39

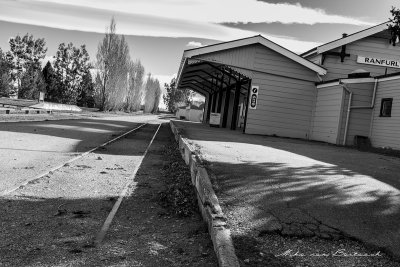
94 123 162 247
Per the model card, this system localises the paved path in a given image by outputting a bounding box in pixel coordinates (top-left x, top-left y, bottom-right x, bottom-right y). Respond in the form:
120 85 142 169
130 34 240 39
172 120 400 259
0 115 157 193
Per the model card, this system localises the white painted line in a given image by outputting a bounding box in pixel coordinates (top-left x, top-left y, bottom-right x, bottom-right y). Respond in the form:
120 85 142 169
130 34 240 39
0 123 147 196
94 123 162 247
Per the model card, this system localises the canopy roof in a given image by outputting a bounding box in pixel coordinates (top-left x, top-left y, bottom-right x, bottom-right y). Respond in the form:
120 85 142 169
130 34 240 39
176 35 327 95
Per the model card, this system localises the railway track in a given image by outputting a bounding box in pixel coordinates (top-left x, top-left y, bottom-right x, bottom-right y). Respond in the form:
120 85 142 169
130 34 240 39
1 122 162 247
0 123 149 196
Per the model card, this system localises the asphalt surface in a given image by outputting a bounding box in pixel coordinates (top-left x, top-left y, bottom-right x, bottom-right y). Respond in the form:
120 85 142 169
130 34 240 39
172 120 400 265
0 115 157 194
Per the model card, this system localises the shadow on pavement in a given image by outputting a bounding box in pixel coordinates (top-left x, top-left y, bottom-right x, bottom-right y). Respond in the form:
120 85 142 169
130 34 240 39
0 117 155 155
172 120 400 262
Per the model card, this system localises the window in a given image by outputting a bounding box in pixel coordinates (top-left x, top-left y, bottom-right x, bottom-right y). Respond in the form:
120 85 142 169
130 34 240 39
380 98 393 117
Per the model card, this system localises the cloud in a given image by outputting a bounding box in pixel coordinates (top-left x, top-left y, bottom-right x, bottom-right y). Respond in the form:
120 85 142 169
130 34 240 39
0 0 373 53
30 0 376 26
186 41 203 48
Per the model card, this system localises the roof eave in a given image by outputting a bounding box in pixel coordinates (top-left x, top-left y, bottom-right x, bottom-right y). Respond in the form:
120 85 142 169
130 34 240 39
176 57 188 89
318 22 388 54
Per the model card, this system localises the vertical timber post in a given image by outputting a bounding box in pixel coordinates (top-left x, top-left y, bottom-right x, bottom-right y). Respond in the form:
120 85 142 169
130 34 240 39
231 75 242 130
222 75 232 128
243 79 251 133
217 74 224 113
206 92 212 123
211 77 217 113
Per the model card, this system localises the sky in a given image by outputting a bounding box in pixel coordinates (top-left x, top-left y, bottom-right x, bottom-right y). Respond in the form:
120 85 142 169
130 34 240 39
0 0 399 91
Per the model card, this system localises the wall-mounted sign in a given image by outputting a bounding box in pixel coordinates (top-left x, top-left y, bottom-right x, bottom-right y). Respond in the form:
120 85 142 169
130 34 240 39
357 56 400 69
249 85 259 110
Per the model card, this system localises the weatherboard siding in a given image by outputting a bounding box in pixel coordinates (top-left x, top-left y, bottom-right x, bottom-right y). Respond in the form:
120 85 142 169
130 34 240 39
194 44 256 78
370 79 400 149
311 85 343 144
253 44 319 81
244 43 321 138
246 72 316 139
307 31 400 81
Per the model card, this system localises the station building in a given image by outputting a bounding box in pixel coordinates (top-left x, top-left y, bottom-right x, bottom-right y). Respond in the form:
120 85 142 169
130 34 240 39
175 22 400 150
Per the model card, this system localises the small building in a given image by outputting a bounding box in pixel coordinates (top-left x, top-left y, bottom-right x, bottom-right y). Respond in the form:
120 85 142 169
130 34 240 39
175 22 400 150
176 104 204 122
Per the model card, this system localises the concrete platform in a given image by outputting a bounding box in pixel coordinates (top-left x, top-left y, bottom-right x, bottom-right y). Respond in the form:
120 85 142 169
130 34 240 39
171 120 400 258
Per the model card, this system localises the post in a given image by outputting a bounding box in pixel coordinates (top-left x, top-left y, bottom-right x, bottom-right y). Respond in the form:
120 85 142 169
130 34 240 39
211 77 217 112
222 75 232 128
231 80 241 130
243 80 252 133
217 74 224 113
206 92 212 123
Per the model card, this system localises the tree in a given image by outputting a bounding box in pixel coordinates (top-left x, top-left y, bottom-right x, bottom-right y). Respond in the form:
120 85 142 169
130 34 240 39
388 6 400 46
125 60 145 112
163 77 192 113
0 48 11 97
18 64 45 100
77 71 95 107
96 18 118 111
42 61 59 102
144 74 161 113
53 42 90 104
5 34 47 97
95 18 145 112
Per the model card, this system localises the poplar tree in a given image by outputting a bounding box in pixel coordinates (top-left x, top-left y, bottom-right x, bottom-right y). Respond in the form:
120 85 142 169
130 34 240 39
126 60 145 112
96 18 145 111
96 18 118 111
144 74 161 113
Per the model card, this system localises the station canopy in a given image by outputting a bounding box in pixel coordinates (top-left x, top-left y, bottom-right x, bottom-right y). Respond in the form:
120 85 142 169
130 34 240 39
176 58 251 96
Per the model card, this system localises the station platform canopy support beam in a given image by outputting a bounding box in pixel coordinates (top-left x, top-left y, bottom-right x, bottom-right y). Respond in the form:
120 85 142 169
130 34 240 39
176 58 251 131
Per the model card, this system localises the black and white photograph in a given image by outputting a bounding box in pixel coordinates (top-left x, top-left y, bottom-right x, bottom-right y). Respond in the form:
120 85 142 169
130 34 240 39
0 0 400 266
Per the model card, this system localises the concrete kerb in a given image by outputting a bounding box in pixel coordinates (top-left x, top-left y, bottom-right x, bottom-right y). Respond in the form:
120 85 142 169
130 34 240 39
169 120 240 267
0 109 52 115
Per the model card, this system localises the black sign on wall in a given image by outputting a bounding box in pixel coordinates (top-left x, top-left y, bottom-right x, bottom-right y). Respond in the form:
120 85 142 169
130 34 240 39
249 85 259 109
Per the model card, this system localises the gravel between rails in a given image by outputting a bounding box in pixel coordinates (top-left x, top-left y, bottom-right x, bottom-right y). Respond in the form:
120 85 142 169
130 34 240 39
0 123 217 266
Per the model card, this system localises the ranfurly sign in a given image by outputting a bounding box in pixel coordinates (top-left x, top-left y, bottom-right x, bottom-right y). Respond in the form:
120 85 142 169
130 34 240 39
249 85 259 109
357 56 400 69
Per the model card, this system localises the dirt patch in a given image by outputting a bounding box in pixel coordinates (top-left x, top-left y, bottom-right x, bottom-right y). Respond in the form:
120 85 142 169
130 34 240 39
157 144 199 217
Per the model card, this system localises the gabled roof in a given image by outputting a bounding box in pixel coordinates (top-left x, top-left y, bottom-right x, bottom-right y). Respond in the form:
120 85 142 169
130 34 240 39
181 35 326 76
302 22 389 58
